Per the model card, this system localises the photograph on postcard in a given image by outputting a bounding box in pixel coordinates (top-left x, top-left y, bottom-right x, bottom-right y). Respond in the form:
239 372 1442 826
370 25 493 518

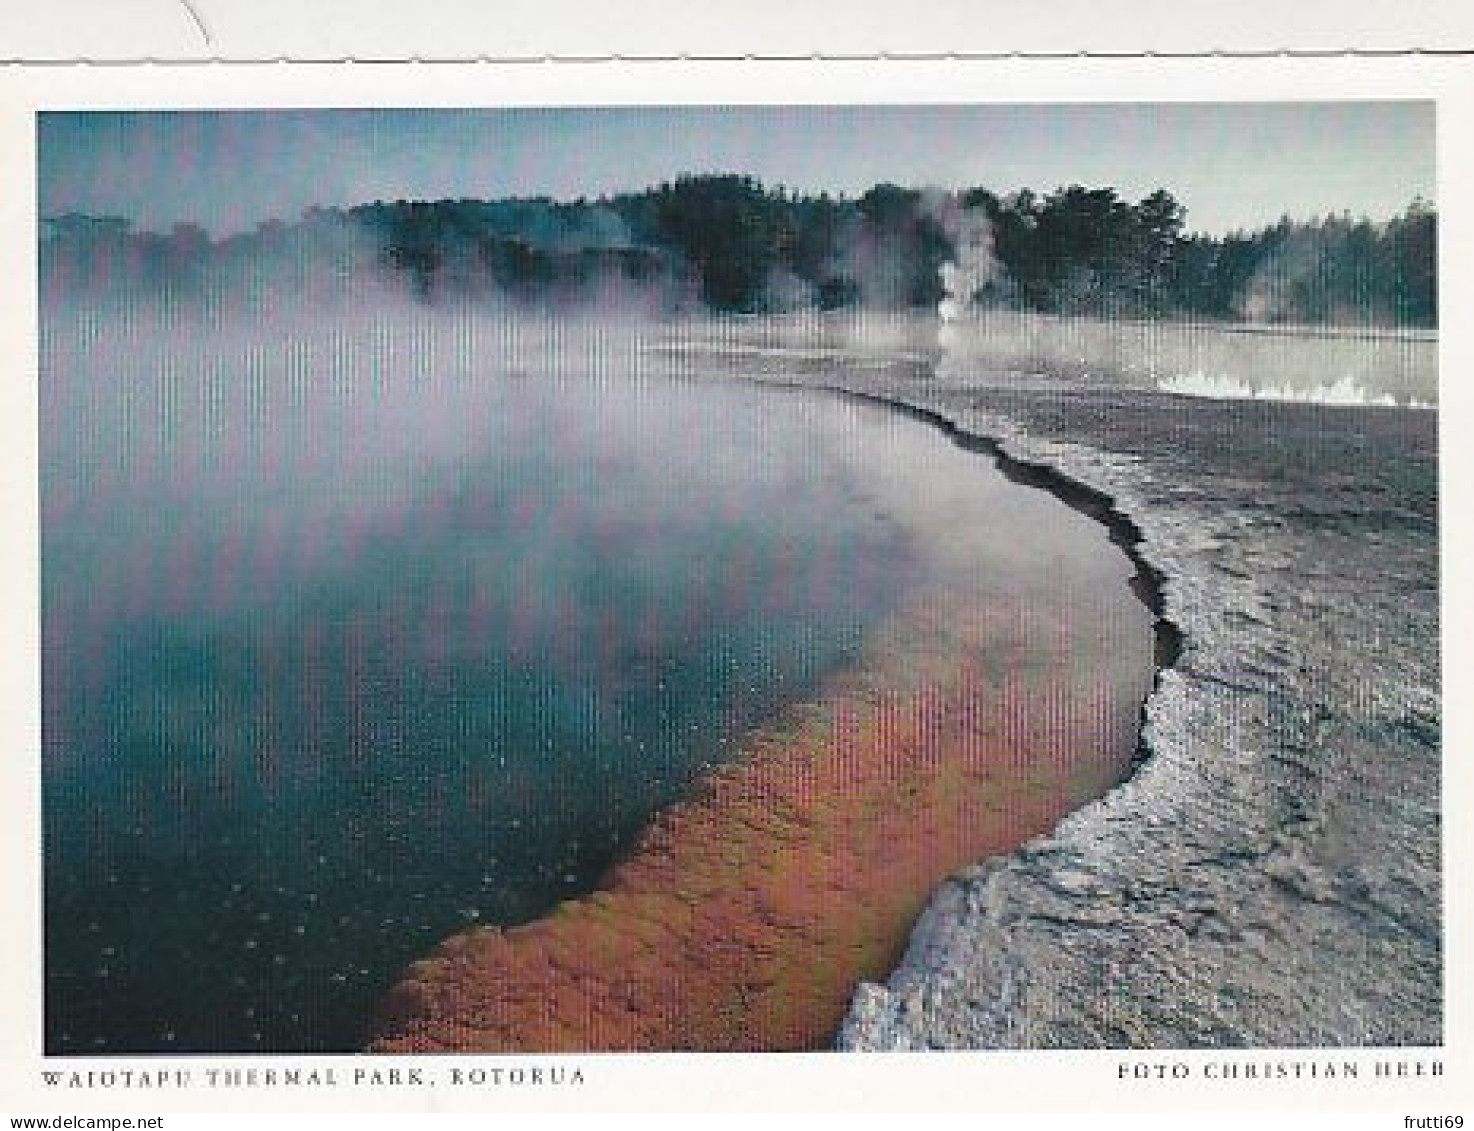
34 102 1438 1057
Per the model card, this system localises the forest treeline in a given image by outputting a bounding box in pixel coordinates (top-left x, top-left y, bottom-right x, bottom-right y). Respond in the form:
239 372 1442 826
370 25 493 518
41 175 1437 326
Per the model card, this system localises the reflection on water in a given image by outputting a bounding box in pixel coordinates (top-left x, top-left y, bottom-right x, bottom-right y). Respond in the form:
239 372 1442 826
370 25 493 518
668 310 1439 410
1156 369 1435 408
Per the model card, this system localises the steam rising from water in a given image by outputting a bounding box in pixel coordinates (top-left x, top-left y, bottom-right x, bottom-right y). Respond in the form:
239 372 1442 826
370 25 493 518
937 207 997 331
41 297 939 1052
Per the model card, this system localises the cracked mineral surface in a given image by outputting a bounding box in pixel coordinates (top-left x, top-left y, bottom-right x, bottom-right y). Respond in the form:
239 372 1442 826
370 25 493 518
695 323 1441 1051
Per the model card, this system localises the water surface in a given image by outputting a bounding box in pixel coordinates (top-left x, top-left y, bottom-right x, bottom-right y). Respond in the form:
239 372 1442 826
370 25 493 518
41 308 1151 1053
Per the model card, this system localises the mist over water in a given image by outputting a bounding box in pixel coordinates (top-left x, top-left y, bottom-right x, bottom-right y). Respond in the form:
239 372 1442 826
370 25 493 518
41 269 1165 1053
41 299 937 1053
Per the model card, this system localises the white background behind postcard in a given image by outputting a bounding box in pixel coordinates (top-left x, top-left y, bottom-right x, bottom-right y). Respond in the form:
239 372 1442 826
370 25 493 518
2 0 1473 58
1 1 1471 1125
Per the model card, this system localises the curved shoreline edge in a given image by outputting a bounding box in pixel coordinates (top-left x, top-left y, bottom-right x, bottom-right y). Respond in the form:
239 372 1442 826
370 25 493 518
770 380 1185 707
810 367 1440 1050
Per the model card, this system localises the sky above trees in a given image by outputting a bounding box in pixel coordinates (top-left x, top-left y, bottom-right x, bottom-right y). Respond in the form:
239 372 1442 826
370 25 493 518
38 102 1433 239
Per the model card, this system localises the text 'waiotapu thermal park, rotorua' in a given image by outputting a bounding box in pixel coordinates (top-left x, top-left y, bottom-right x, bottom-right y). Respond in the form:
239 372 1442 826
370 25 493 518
38 110 1438 1053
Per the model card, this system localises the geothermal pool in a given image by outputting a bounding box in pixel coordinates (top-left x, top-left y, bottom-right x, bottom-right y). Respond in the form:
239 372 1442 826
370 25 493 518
41 311 1154 1053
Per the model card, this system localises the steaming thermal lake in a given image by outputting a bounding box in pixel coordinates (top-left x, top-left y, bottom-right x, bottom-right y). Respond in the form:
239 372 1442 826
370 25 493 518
40 309 1151 1053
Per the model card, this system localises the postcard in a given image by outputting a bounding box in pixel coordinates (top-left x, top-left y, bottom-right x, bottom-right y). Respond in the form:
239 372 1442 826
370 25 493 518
0 43 1469 1119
